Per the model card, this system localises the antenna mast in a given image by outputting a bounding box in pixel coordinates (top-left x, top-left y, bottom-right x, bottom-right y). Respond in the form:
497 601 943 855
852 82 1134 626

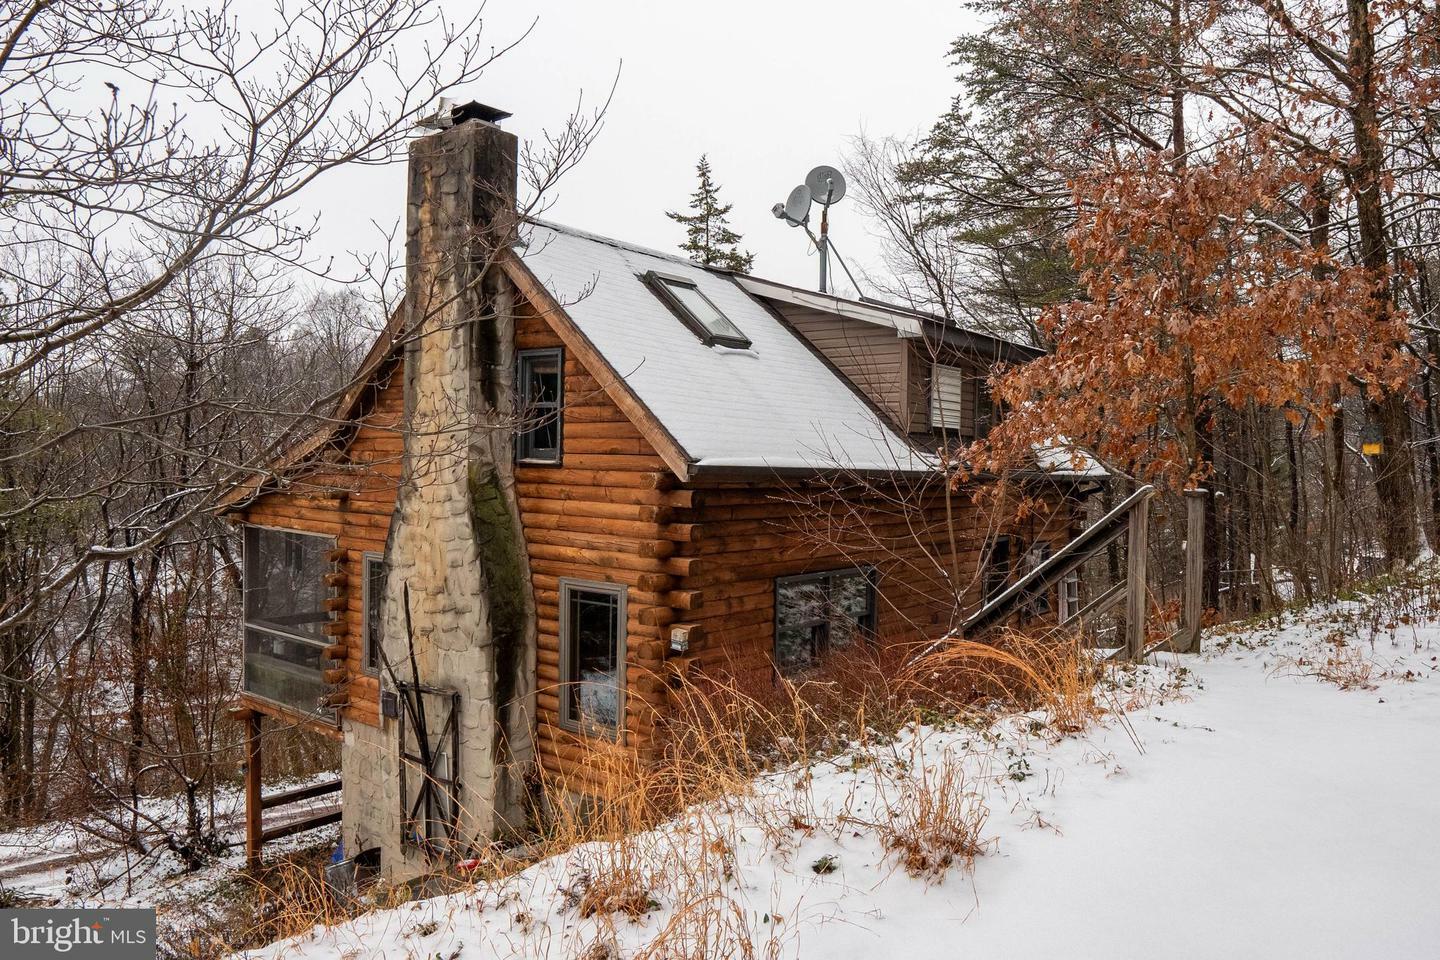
771 164 847 294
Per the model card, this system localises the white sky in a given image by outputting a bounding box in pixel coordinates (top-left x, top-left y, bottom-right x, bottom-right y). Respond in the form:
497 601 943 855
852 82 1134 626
301 0 975 295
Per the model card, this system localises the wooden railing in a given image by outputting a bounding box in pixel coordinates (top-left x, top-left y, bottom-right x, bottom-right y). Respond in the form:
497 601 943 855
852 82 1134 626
234 704 343 869
912 484 1158 662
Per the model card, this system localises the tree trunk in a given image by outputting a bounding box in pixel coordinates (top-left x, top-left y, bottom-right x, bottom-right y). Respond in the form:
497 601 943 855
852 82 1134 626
1347 0 1419 565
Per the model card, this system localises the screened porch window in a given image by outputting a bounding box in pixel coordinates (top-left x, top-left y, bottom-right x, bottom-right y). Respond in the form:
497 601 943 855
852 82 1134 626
243 526 335 720
559 580 626 736
774 568 875 674
517 348 562 463
643 271 751 349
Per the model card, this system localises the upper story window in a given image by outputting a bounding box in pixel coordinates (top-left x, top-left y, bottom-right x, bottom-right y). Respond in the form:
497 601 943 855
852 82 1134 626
643 270 751 349
516 348 563 463
975 379 996 439
930 363 968 432
774 567 876 674
930 362 1000 439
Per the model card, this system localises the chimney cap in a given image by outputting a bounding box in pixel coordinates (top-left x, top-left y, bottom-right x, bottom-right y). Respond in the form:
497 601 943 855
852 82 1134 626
452 101 512 125
417 99 513 131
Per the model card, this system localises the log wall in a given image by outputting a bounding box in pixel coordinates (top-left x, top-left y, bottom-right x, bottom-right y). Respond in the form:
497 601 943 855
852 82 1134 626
232 294 1084 795
236 358 405 729
667 477 1081 684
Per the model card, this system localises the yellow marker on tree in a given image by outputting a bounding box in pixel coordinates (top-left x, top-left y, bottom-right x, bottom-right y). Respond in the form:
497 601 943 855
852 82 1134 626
1361 425 1384 457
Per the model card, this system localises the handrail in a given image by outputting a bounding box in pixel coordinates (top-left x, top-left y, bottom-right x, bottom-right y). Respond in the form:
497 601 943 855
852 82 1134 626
962 484 1155 634
260 778 342 811
912 484 1155 662
1063 579 1127 626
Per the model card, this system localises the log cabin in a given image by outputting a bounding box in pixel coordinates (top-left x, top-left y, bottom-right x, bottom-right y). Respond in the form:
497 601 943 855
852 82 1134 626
218 101 1104 878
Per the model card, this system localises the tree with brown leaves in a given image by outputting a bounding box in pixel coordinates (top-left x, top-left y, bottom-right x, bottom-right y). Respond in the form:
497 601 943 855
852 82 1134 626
978 142 1415 502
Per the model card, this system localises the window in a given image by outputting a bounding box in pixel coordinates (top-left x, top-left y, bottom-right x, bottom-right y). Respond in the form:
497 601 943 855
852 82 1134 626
1059 569 1081 623
643 271 751 349
1021 541 1052 616
362 553 385 673
516 348 562 463
559 580 626 736
930 363 968 432
774 568 876 673
976 378 997 438
242 526 336 719
982 535 1015 603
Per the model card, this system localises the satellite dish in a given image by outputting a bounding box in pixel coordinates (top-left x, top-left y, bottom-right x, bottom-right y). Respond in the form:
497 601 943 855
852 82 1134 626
782 184 813 226
806 165 846 206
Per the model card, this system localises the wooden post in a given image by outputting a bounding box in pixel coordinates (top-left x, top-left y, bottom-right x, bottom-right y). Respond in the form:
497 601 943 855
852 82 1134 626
1182 489 1207 654
244 710 263 871
1125 493 1150 659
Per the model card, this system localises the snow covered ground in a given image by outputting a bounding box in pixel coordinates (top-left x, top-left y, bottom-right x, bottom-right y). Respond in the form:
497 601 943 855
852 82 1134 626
241 596 1440 960
0 775 339 915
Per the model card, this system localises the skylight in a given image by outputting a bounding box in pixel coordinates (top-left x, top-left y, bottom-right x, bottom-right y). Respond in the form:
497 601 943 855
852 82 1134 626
643 271 751 349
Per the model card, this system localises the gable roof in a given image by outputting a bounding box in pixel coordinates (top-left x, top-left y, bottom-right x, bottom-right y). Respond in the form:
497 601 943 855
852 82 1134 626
513 219 928 476
220 218 1103 511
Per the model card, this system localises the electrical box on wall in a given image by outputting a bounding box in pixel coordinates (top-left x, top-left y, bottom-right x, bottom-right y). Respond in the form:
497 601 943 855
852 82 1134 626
668 622 702 654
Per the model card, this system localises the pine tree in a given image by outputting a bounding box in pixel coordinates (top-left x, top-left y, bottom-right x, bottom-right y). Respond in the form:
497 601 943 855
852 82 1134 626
667 155 754 273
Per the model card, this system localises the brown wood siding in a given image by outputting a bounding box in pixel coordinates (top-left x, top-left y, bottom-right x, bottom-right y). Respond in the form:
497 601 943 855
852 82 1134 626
237 357 406 729
776 304 914 431
514 301 676 791
668 479 1081 685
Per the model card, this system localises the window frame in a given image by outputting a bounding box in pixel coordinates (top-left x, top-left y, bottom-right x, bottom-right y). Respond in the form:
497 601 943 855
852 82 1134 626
361 552 385 676
515 347 564 465
1021 541 1053 616
982 535 1015 603
557 578 628 740
975 376 997 439
772 566 877 675
241 524 339 722
1059 569 1081 623
641 270 752 349
929 362 969 433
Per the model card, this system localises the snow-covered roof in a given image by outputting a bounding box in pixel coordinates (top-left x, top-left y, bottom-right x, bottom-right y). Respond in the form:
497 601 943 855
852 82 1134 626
1033 441 1109 478
516 220 928 475
736 275 1039 352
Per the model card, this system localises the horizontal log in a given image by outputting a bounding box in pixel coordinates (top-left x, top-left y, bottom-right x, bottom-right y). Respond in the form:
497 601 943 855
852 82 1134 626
525 528 673 559
517 483 673 507
521 512 667 543
520 497 666 524
516 468 669 490
666 590 703 611
557 419 647 441
563 437 655 456
663 556 704 577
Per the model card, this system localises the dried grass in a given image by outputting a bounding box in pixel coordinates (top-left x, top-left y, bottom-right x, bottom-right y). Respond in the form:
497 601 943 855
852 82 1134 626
864 744 990 878
198 625 1111 959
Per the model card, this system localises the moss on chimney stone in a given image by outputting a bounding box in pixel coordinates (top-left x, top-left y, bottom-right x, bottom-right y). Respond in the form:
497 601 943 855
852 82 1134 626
468 463 526 710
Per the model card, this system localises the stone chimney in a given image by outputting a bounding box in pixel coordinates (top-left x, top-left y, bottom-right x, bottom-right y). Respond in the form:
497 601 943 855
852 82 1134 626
341 102 537 878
